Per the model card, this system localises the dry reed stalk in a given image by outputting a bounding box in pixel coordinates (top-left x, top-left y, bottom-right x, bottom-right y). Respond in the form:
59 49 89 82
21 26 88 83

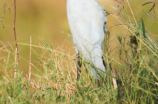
13 0 19 78
29 36 32 81
14 47 17 78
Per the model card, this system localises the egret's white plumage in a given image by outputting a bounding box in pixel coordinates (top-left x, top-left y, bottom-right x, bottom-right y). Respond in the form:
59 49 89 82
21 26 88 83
67 0 108 79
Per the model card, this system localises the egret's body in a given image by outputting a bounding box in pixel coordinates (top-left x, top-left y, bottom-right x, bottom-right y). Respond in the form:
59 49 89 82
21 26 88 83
67 0 107 79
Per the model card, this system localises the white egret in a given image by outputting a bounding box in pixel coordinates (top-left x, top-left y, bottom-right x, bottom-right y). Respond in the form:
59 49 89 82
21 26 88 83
67 0 108 80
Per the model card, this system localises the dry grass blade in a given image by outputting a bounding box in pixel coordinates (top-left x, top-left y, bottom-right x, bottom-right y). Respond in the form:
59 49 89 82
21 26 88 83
111 70 118 90
142 2 155 12
142 2 156 19
114 0 124 4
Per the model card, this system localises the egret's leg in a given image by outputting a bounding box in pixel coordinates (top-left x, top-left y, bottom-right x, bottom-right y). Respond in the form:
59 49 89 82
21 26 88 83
95 79 102 87
95 56 106 87
102 56 106 68
77 54 82 80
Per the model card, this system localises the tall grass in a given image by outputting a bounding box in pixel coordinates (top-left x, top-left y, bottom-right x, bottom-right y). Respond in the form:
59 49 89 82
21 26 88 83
0 1 158 103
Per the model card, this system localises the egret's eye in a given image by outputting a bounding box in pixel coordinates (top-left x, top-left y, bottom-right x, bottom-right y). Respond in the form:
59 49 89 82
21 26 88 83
104 22 107 25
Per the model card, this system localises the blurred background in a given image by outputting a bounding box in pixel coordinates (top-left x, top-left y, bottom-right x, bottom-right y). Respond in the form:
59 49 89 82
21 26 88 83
0 0 158 74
